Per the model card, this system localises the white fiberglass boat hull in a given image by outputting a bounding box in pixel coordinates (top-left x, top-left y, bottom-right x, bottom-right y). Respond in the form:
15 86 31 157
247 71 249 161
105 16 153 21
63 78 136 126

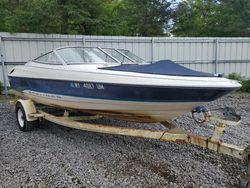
15 90 204 122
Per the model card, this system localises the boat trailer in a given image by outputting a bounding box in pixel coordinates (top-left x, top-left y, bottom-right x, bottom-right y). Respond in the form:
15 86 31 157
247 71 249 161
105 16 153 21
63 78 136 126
15 99 250 187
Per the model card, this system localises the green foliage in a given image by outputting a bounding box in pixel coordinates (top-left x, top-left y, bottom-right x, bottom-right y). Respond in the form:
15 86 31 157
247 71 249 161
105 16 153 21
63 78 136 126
0 81 3 94
58 0 106 35
171 0 249 37
241 80 250 93
228 72 242 81
227 72 250 93
0 0 248 36
95 0 130 35
0 0 62 33
0 0 171 36
125 0 171 36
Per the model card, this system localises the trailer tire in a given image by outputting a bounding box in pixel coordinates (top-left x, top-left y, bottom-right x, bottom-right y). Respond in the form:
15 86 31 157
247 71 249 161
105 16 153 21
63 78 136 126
15 102 36 131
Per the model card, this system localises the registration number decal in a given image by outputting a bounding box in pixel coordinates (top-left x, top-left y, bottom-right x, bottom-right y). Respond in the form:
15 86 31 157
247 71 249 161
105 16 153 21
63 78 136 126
70 82 105 90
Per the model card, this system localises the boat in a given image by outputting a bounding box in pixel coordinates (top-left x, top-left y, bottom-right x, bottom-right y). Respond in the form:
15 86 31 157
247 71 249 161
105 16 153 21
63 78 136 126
8 46 241 122
8 46 250 187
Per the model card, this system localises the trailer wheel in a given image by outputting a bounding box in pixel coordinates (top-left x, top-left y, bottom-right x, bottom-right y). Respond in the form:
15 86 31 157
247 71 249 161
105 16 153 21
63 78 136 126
15 102 36 131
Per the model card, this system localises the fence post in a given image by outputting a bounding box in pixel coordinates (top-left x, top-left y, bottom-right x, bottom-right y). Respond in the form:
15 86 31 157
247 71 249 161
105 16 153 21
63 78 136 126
0 36 8 97
151 37 154 63
82 35 86 46
214 39 218 74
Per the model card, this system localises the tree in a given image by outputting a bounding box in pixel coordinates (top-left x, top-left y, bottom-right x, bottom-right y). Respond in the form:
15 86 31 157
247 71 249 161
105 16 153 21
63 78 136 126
125 0 172 36
220 0 250 36
0 0 110 35
94 0 130 35
0 0 172 36
171 0 249 37
0 0 61 33
57 0 105 34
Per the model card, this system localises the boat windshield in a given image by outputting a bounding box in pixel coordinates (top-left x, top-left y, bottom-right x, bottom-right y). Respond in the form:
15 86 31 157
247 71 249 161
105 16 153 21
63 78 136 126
56 47 118 64
34 46 146 65
57 47 147 65
118 49 146 64
101 48 147 64
102 48 135 64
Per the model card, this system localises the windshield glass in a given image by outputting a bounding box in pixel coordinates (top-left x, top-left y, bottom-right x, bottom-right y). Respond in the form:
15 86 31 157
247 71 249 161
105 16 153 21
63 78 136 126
56 47 118 64
34 52 62 64
44 47 147 65
102 48 134 64
118 49 146 64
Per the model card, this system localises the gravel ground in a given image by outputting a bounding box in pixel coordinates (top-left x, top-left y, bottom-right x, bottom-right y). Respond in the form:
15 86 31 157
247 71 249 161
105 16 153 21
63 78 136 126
0 93 250 188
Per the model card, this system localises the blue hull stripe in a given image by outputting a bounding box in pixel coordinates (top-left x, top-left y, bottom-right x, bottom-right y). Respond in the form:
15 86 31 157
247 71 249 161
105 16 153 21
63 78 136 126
9 77 235 102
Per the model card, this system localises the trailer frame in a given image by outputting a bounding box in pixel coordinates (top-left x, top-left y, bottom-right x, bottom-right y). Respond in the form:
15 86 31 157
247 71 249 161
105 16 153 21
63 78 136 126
14 98 250 188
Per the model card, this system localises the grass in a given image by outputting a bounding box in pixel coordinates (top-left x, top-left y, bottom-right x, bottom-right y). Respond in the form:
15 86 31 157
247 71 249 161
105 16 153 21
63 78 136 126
228 72 250 93
0 81 3 94
0 94 16 103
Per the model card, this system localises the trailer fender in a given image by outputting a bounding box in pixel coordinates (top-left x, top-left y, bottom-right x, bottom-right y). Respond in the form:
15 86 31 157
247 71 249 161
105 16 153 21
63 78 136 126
16 99 38 121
